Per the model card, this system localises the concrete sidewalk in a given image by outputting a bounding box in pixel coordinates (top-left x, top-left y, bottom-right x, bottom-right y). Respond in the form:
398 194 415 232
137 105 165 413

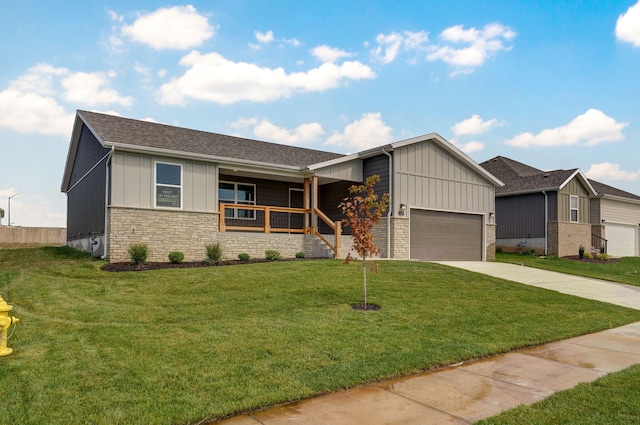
215 264 640 425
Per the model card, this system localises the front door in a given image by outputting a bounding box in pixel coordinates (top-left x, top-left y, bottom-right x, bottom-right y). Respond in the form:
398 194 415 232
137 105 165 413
289 189 304 231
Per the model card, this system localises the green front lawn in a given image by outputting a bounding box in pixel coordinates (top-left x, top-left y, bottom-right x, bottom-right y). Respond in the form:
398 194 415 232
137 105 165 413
1 247 640 424
477 364 640 425
496 252 640 286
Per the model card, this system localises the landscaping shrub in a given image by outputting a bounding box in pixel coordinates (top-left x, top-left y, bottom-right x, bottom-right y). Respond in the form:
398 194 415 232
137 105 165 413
238 253 250 261
598 253 610 261
168 251 184 264
584 252 593 259
206 243 222 262
265 249 282 261
295 251 305 259
128 244 148 265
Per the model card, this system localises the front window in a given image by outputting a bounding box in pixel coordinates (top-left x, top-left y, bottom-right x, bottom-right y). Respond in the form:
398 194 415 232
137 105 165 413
155 162 182 208
219 181 256 219
570 195 579 222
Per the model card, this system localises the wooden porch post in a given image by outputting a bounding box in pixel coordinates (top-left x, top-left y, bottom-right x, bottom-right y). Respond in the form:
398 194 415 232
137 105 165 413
311 176 318 231
335 220 342 258
303 177 310 234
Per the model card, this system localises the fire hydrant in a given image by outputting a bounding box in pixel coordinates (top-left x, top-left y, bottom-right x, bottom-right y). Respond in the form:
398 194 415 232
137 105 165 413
0 295 19 356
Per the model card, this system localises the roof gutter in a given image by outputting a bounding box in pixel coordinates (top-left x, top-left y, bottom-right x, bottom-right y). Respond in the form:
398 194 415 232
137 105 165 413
102 146 114 260
543 190 548 256
381 148 392 259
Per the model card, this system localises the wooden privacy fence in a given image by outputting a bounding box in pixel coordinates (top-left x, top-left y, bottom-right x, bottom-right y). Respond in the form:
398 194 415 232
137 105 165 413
0 226 66 245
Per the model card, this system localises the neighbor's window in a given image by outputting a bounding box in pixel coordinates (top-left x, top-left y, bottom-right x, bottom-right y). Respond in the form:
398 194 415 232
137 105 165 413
219 181 256 219
155 162 182 208
570 195 579 222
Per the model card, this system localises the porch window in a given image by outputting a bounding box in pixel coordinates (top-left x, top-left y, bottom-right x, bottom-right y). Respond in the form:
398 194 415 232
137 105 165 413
570 195 579 222
219 181 256 219
155 162 182 208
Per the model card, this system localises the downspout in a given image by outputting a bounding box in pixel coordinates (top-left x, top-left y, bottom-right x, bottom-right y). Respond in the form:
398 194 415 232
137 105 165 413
102 146 115 260
543 190 548 256
382 148 392 259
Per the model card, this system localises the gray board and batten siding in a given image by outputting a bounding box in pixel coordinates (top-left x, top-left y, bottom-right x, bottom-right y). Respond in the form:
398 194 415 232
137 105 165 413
393 141 495 215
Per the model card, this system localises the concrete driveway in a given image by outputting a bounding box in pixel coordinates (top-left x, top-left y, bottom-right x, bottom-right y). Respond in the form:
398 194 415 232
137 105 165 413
435 261 640 310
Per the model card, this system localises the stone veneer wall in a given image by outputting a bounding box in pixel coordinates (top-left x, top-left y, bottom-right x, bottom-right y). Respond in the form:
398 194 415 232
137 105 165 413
485 223 496 261
108 206 340 262
363 217 409 259
547 221 591 257
108 207 219 263
216 232 306 260
390 217 409 259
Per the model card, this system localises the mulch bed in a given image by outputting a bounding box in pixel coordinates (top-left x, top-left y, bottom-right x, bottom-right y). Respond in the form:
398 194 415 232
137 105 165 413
562 255 620 264
101 258 313 272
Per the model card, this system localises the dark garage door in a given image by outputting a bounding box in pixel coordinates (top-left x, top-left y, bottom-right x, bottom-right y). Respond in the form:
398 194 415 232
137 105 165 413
410 209 483 261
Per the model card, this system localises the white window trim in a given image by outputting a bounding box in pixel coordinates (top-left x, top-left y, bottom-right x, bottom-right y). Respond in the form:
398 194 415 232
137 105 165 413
219 181 257 219
154 161 183 209
570 195 579 223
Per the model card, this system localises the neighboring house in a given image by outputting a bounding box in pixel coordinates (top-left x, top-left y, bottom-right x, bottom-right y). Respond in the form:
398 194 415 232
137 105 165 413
589 180 640 257
61 111 502 263
480 156 596 257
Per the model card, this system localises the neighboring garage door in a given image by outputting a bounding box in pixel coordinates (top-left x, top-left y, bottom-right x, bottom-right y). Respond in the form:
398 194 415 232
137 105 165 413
606 224 637 257
410 209 483 261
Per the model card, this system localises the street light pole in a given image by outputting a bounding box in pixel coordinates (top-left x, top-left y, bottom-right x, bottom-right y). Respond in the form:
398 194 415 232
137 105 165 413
8 193 19 226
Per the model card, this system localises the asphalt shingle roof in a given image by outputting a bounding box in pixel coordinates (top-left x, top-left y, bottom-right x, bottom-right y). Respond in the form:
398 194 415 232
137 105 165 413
589 179 640 201
480 156 579 195
79 110 344 168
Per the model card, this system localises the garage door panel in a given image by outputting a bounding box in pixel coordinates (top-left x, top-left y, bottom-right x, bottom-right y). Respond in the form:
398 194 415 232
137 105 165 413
606 224 637 257
410 209 483 261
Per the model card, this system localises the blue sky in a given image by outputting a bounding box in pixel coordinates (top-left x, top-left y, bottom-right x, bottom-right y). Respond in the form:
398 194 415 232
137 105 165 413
1 0 639 227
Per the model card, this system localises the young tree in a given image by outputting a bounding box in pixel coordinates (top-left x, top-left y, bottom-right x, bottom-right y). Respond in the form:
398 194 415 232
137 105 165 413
339 174 390 309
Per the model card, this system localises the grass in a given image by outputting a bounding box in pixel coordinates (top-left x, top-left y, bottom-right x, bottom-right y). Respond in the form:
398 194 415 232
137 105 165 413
497 252 640 286
1 247 640 424
476 364 640 425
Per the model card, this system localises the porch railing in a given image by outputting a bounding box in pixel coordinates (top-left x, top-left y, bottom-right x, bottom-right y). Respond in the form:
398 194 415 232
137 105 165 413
311 207 342 258
592 234 607 254
218 203 342 258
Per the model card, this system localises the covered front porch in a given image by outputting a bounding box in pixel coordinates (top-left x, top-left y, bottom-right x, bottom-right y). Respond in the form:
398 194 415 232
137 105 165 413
218 175 349 258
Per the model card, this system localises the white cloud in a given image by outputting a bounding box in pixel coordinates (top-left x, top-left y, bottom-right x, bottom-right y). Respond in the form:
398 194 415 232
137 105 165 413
370 30 429 64
121 5 214 50
0 64 131 136
0 90 73 136
311 45 354 63
505 109 627 148
8 63 68 95
255 30 274 44
616 1 640 47
585 163 640 182
61 71 133 107
158 51 375 105
450 139 485 154
232 117 324 145
427 23 515 75
451 114 502 135
325 113 393 151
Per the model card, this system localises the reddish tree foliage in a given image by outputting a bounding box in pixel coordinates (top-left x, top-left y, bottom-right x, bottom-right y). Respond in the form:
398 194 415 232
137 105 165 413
339 174 390 308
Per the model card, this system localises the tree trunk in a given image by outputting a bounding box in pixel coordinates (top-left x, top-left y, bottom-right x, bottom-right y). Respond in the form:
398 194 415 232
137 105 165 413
362 255 367 308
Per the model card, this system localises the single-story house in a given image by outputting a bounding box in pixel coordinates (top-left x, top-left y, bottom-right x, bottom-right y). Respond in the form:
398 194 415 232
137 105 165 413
480 156 596 257
61 111 503 263
589 179 640 257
